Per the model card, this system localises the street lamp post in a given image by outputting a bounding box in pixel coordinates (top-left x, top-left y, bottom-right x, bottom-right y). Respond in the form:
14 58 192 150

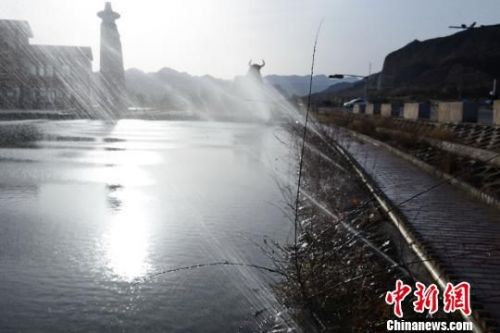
329 73 369 102
329 74 366 79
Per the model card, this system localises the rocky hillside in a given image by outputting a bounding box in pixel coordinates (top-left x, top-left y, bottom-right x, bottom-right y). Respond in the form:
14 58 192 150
379 24 500 99
311 24 500 104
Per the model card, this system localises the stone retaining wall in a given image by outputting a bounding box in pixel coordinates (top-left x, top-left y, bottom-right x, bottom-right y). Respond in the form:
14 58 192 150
436 101 478 123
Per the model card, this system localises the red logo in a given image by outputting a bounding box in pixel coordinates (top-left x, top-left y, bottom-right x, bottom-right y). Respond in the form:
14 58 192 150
443 282 471 316
413 282 439 315
385 280 412 318
386 280 471 317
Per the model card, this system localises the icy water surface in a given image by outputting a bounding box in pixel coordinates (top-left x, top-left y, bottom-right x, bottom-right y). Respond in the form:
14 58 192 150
0 120 295 332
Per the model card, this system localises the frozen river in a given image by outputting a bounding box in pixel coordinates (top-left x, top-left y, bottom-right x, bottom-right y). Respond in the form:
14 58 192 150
0 120 295 332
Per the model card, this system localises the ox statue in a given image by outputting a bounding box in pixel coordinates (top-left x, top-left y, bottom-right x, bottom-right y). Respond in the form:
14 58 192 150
247 59 266 82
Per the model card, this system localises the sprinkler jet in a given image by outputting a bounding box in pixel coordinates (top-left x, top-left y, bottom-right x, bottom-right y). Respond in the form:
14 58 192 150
247 59 266 82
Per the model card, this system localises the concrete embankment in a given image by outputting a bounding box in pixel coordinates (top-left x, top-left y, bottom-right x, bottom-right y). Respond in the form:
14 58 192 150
327 125 500 332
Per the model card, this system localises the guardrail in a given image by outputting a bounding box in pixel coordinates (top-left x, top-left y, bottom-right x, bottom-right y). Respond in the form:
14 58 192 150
403 102 430 120
322 100 500 126
494 101 500 125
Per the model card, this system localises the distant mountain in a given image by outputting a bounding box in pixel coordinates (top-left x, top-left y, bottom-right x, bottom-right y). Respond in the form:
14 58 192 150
124 67 300 121
264 74 355 97
125 68 353 109
125 69 354 106
309 77 373 105
126 67 223 98
318 81 356 94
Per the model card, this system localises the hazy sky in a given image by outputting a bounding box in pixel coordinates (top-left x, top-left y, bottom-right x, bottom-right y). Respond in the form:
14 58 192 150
1 0 499 79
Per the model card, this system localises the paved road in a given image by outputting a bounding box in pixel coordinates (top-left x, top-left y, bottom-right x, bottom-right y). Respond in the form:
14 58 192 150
331 127 500 330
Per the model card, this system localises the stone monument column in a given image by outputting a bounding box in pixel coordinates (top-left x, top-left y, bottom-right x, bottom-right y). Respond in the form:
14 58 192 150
98 2 126 113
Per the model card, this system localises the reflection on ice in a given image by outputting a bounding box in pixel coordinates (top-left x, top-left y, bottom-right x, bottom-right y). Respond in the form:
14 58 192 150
100 123 156 281
105 186 151 282
0 120 294 331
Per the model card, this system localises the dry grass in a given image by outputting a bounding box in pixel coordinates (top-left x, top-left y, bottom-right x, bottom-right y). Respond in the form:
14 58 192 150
273 123 456 332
